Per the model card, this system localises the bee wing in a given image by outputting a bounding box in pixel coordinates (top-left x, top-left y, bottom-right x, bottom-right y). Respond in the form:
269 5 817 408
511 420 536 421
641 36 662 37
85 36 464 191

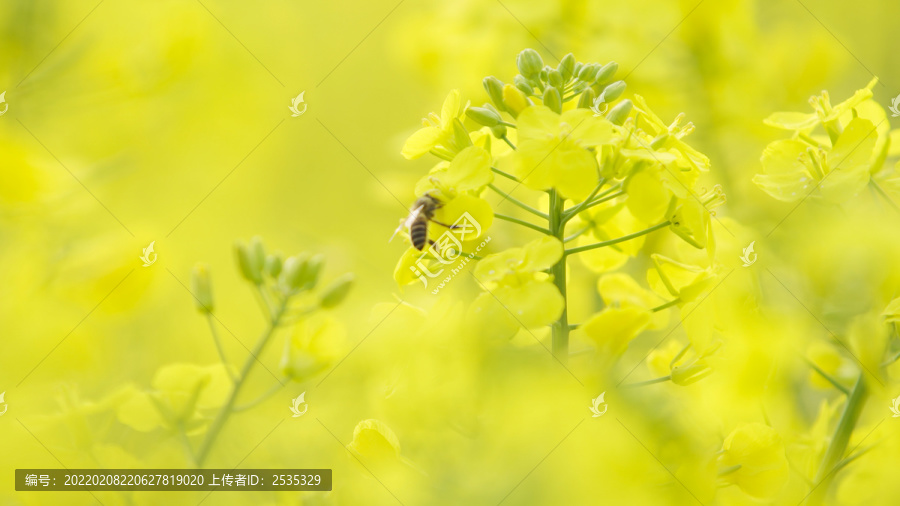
389 205 425 243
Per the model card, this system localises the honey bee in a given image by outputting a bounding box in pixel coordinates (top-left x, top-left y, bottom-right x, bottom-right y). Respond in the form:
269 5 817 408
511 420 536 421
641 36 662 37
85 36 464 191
391 193 457 250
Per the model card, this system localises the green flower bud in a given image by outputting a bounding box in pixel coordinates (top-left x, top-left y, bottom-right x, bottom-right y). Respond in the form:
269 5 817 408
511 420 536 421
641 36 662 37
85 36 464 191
516 49 544 78
280 253 310 292
650 133 670 149
265 253 283 278
577 88 596 109
539 68 549 83
490 124 508 139
466 106 501 127
600 80 626 103
573 62 583 77
235 241 262 284
543 86 562 114
548 69 564 88
483 76 506 110
190 263 214 313
303 254 324 289
319 273 355 308
594 62 619 85
249 236 265 266
451 118 473 151
558 53 576 81
578 63 600 82
513 75 532 96
606 99 633 125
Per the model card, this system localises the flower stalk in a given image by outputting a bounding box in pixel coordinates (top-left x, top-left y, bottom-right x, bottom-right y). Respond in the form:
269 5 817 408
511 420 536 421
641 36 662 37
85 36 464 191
195 296 288 466
808 373 867 505
549 189 570 358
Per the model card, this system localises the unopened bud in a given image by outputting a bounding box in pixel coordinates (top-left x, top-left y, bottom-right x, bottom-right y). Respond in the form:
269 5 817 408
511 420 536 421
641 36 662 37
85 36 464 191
558 53 576 81
650 133 670 149
281 253 310 292
548 69 564 88
191 263 214 312
235 241 263 284
606 99 633 125
599 81 626 103
594 62 619 85
513 75 533 96
265 253 283 278
451 118 473 151
578 63 600 82
543 86 562 114
466 106 501 127
577 88 595 109
516 49 544 78
320 273 355 308
483 76 506 110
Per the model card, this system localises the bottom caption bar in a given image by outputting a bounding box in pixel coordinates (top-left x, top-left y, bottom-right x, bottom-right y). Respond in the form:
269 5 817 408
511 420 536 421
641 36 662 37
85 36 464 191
15 469 332 491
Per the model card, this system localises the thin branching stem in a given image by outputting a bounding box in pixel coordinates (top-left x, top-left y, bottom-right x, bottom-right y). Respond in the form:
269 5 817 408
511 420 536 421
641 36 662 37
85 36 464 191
196 296 289 466
622 375 672 388
564 221 670 257
804 358 850 395
651 299 680 312
495 213 549 234
870 179 900 214
488 183 549 220
233 382 285 412
808 373 867 505
206 314 235 381
491 167 520 182
562 179 606 223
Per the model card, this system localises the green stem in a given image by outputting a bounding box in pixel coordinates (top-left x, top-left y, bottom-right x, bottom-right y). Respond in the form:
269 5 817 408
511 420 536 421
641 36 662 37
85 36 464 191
564 226 590 243
195 297 289 466
563 189 625 221
651 299 680 312
808 373 867 505
621 375 671 388
491 167 520 182
805 358 850 395
549 190 569 359
501 136 517 151
564 221 670 257
233 382 285 412
870 180 900 214
495 213 549 234
562 179 606 222
206 314 235 381
488 183 549 220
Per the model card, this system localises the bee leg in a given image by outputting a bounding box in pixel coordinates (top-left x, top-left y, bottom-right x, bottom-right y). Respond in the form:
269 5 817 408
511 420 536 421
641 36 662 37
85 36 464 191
431 220 460 229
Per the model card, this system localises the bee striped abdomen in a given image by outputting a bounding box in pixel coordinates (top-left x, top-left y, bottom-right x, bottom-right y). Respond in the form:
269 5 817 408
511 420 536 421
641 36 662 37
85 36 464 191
410 218 429 250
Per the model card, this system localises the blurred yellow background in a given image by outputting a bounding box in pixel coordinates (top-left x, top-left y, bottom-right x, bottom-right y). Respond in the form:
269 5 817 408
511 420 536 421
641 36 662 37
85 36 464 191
3 0 900 504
